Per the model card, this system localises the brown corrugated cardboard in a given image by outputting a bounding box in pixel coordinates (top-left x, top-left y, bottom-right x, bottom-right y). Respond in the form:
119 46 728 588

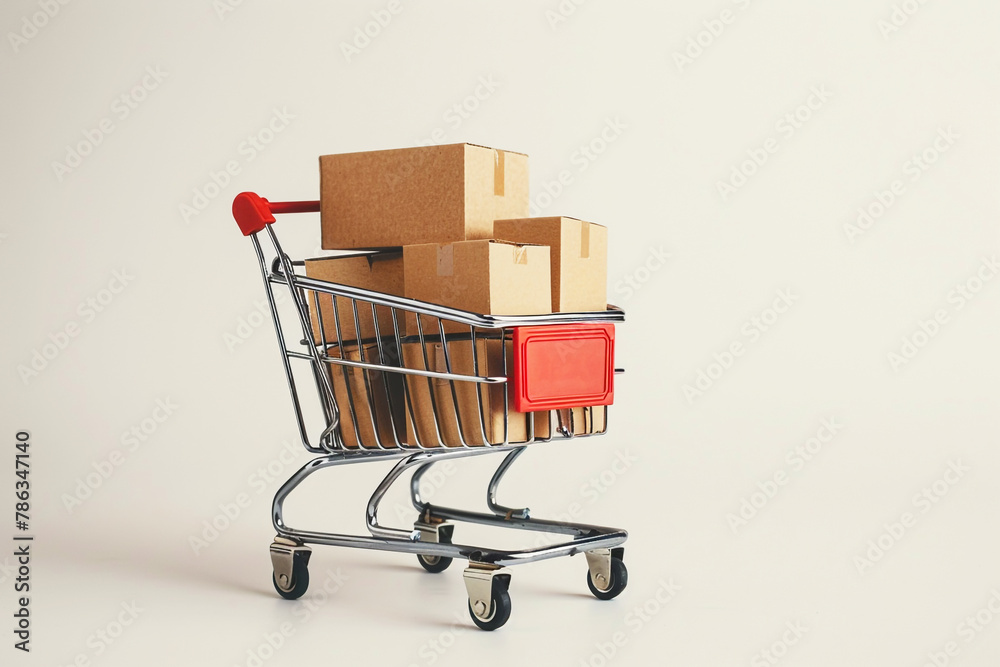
493 217 608 312
558 406 607 435
400 338 550 447
304 252 404 344
319 143 529 249
403 239 551 333
327 343 404 449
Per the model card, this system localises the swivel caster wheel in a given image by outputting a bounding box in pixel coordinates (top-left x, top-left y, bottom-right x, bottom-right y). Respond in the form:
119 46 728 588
587 556 628 600
417 551 453 573
464 564 512 631
468 580 512 631
270 537 311 600
415 521 454 574
272 557 310 600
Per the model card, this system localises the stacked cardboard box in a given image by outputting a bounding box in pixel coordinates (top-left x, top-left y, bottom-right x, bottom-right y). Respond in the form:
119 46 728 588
308 143 610 448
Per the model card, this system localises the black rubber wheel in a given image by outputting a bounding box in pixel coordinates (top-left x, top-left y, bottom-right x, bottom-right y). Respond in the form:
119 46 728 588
417 552 453 573
468 586 512 631
416 527 453 573
587 558 628 600
272 557 309 600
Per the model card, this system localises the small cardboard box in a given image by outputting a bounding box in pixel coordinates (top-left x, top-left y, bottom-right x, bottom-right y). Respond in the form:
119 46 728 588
400 338 550 446
327 343 404 449
493 217 608 312
558 406 607 436
304 252 404 344
403 239 551 334
320 143 529 249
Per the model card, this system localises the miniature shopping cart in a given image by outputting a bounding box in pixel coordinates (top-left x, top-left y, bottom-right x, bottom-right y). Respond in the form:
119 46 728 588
231 192 629 630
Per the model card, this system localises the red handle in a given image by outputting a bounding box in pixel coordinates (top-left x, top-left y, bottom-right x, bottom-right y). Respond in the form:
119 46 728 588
232 192 320 236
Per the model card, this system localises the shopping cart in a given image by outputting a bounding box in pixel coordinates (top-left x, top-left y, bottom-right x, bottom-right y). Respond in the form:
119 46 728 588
231 191 629 630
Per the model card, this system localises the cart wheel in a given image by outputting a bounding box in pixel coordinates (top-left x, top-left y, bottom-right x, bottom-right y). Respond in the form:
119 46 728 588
416 526 453 573
272 558 310 600
468 582 512 631
587 557 627 600
417 552 453 573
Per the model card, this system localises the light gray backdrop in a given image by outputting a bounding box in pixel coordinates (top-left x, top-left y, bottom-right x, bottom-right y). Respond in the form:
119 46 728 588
2 1 998 666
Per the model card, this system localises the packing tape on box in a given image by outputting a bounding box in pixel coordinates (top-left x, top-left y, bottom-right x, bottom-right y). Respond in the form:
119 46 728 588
436 245 454 276
513 245 528 265
494 149 505 196
580 220 591 259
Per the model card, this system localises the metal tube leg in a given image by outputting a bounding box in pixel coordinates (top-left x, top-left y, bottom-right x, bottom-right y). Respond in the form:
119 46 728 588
367 453 439 540
486 447 530 519
409 461 436 512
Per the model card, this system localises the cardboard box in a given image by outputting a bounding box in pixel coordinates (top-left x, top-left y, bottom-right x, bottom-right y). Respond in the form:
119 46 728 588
304 252 404 344
320 143 529 249
403 239 551 334
556 406 607 436
493 217 608 312
400 338 550 447
327 343 404 449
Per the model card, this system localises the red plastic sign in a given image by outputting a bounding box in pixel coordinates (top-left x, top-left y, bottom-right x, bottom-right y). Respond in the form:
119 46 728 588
511 324 615 412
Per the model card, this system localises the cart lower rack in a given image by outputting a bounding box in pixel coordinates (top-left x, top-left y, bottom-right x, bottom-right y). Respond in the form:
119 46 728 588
232 192 629 630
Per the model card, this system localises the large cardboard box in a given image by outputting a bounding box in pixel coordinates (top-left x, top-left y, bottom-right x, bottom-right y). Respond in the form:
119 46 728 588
320 143 529 249
304 252 404 344
403 239 551 334
327 343 404 449
400 338 551 447
493 217 608 312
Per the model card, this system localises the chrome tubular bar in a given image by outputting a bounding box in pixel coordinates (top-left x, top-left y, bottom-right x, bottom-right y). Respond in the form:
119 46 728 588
273 446 627 568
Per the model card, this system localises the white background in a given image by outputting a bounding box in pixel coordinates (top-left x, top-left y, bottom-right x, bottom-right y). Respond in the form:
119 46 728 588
1 1 999 665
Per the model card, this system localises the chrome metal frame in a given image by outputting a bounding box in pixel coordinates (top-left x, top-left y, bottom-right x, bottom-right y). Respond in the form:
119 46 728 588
246 209 628 613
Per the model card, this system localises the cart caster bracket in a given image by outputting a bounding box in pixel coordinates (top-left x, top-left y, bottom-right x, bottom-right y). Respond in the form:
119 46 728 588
415 520 454 545
270 536 312 593
463 563 510 625
585 547 624 593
